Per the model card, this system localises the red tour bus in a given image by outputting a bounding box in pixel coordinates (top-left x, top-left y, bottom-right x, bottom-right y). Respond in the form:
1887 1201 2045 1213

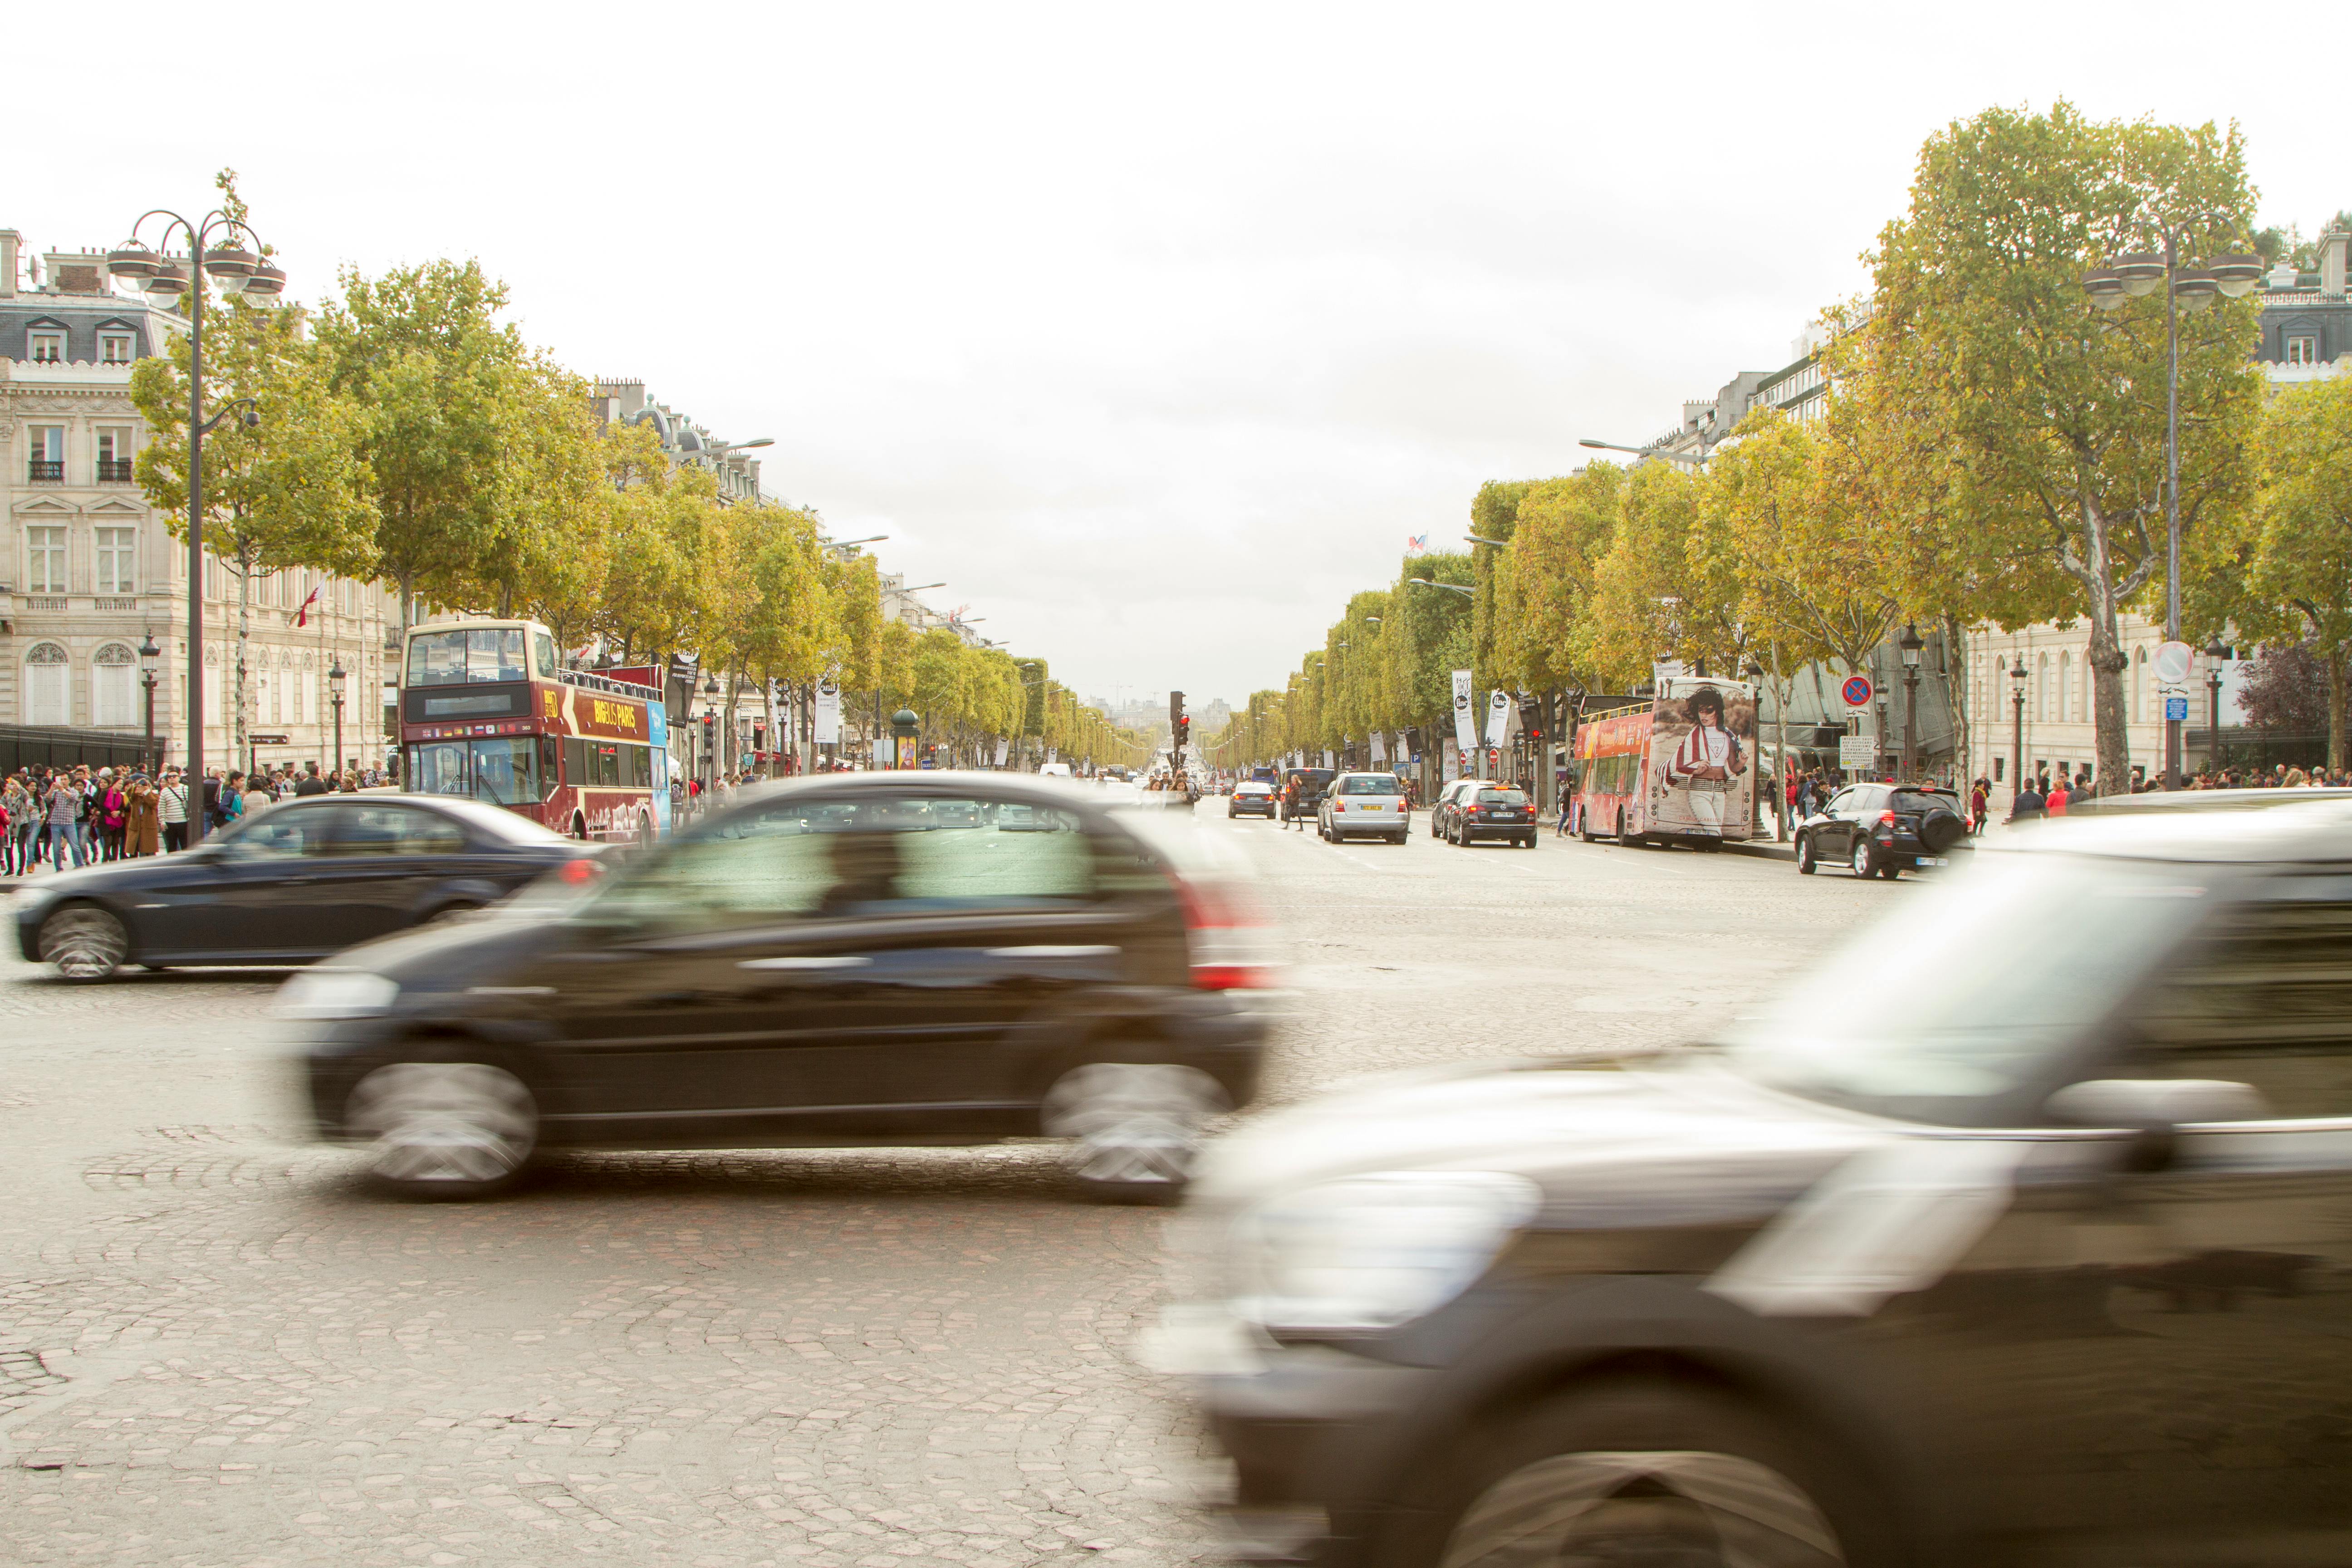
1569 675 1757 849
400 618 667 843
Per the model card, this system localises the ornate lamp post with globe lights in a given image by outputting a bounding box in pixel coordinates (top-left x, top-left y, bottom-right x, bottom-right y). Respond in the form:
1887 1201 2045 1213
329 659 348 780
106 211 284 840
2081 230 2262 789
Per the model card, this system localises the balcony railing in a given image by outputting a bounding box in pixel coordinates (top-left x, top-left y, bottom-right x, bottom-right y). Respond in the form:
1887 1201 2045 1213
28 461 63 483
97 459 134 483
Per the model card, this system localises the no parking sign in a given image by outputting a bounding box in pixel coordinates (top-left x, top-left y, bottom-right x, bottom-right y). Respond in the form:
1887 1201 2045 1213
1841 675 1874 708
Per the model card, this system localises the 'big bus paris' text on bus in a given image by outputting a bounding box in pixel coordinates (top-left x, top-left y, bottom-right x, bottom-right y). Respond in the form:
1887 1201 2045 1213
400 618 668 842
1569 675 1758 850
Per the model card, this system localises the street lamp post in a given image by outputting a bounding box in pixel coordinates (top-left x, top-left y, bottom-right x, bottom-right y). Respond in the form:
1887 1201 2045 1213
1577 438 1707 468
700 675 721 803
2083 232 2262 791
138 634 160 774
108 209 282 843
329 659 347 781
2010 657 2029 806
1898 623 1924 782
2204 638 2230 780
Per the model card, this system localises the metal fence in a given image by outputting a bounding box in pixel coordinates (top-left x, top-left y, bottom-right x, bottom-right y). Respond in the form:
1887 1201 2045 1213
0 724 155 775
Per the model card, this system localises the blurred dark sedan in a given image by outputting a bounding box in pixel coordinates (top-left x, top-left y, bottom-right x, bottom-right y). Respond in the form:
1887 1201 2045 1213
285 774 1282 1203
1156 801 2352 1568
12 795 603 981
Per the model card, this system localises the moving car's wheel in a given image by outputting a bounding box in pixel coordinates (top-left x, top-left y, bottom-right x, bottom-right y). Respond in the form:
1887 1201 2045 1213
1041 1061 1228 1204
1796 833 1817 874
346 1061 539 1200
1880 858 1902 880
1407 1381 1887 1568
39 902 128 981
1850 839 1876 879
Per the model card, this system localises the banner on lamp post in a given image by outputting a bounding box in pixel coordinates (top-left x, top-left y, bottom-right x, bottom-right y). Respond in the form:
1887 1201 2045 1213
1452 670 1477 752
1485 689 1513 748
813 681 841 745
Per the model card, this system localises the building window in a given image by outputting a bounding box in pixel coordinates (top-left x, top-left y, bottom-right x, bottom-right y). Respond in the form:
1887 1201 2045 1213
27 524 67 593
2057 652 2072 722
26 424 64 482
94 527 136 594
2036 653 2050 723
97 428 133 483
92 642 136 727
28 329 64 364
2287 335 2321 367
99 332 134 366
23 642 70 726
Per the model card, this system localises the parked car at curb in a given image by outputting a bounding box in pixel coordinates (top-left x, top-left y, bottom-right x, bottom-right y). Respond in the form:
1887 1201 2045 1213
1153 799 2352 1568
1794 783 1966 878
285 774 1283 1204
11 795 605 981
1317 773 1409 845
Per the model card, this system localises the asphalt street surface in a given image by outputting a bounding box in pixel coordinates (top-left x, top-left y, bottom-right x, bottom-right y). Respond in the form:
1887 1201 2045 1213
1 804 1896 1567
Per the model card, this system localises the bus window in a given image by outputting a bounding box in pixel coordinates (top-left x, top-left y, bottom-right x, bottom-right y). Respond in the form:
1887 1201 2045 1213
592 742 620 788
407 626 528 686
474 737 536 807
533 630 558 681
539 735 560 793
470 627 525 683
564 735 586 787
410 740 471 796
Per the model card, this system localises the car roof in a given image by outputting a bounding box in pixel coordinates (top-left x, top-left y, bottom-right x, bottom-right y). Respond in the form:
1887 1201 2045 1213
268 791 566 844
1994 797 2352 866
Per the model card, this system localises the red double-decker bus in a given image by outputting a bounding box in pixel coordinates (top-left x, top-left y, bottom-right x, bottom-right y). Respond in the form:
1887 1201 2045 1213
399 619 667 843
1569 676 1757 849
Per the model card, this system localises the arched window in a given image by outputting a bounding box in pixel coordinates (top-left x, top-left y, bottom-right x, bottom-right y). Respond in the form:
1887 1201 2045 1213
2132 647 2146 722
23 642 69 726
92 642 137 727
2057 652 2072 722
2036 653 2050 723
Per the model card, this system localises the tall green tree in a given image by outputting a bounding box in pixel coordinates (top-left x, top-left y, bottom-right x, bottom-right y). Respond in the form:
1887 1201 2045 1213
1856 101 2263 791
2249 373 2352 769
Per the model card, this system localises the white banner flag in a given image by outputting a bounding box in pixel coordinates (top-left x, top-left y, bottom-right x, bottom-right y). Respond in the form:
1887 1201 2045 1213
1370 731 1387 764
1486 690 1513 748
994 738 1009 766
813 681 841 745
1452 670 1477 752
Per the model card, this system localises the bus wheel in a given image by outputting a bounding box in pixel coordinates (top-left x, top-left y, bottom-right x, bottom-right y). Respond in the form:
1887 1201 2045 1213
570 813 588 841
638 811 655 846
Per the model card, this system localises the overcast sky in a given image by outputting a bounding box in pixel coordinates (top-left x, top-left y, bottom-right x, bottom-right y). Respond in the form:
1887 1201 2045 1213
15 3 2343 709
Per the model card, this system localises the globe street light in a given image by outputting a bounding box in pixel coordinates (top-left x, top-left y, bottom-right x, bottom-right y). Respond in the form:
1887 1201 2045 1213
2204 638 2230 778
2083 225 2261 790
138 634 160 774
2010 656 2030 807
329 658 348 780
1898 622 1925 781
109 207 281 838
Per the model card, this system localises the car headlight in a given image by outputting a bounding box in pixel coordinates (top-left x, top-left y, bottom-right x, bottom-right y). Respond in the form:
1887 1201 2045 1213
1229 1171 1540 1333
272 970 400 1020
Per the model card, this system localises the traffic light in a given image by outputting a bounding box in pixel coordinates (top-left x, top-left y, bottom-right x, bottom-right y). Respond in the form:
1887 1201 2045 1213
1169 690 1185 729
1177 715 1191 745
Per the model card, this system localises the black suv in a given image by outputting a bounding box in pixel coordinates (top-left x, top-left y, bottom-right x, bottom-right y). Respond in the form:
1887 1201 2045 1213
1446 785 1536 848
1796 782 1966 878
1157 801 2352 1567
1279 768 1336 825
286 775 1279 1202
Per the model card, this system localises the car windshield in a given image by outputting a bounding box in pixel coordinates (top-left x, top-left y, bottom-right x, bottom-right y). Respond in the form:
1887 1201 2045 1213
1722 853 2216 1125
1475 789 1525 805
1339 776 1400 795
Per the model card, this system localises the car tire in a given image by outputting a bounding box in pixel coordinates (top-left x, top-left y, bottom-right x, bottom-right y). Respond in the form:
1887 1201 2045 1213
1389 834 1407 845
570 813 588 841
1851 839 1876 879
1880 859 1902 880
1797 834 1817 874
39 902 129 981
346 1060 539 1200
1391 1378 1899 1568
1041 1061 1228 1204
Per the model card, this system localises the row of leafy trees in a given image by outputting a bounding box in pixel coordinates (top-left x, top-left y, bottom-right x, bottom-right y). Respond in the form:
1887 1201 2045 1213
1216 103 2352 785
128 172 1147 772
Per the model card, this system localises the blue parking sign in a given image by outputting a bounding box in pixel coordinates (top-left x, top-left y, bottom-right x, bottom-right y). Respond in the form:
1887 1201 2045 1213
2165 696 2190 722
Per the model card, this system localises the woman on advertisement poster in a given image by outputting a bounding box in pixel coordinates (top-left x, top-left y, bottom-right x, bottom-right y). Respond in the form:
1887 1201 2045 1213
1662 684 1749 837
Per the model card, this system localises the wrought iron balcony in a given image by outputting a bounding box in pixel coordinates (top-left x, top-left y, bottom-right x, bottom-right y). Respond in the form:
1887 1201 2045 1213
28 460 64 483
97 459 134 483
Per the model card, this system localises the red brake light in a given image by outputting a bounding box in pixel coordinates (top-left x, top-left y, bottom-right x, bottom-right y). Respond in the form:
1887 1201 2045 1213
1877 810 1896 825
1172 875 1278 990
559 857 603 884
1332 801 1344 811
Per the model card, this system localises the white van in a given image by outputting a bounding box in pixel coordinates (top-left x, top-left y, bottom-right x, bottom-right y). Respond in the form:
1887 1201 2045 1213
1039 762 1073 779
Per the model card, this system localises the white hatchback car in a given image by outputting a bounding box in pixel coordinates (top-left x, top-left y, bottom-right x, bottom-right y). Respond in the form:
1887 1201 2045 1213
1317 771 1410 844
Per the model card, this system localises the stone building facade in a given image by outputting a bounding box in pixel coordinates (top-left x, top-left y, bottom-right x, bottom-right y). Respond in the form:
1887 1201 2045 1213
1 229 395 774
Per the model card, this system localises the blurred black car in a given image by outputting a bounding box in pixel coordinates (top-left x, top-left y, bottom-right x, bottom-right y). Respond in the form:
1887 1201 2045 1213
1155 801 2352 1568
287 774 1280 1202
1796 782 1966 877
12 795 602 981
1446 785 1535 848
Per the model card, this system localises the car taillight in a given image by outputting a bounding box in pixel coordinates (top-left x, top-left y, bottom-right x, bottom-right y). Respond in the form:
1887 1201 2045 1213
1173 876 1279 990
559 857 604 884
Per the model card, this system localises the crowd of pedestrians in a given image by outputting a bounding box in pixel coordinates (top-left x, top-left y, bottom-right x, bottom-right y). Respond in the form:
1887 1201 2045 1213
0 760 389 878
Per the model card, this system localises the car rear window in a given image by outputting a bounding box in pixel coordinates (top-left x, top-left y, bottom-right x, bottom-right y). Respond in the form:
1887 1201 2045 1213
1338 775 1401 795
1891 790 1956 813
1476 789 1527 805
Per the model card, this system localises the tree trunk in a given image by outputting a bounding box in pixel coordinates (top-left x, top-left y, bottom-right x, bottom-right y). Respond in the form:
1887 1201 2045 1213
1942 612 1970 791
2329 647 2348 776
1770 646 1791 839
2086 616 2131 797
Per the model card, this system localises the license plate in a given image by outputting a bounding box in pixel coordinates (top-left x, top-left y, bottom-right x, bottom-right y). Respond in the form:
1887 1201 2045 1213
1927 856 1949 867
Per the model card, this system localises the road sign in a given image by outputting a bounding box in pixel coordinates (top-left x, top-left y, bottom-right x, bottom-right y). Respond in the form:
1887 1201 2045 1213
248 733 289 745
2165 695 2190 722
1838 735 1875 768
1841 675 1873 708
2154 641 2194 685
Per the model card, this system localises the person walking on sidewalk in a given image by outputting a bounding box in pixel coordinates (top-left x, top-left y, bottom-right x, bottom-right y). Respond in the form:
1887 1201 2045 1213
159 768 191 853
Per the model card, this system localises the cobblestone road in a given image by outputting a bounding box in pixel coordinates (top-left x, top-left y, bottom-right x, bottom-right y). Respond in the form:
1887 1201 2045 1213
0 809 1894 1566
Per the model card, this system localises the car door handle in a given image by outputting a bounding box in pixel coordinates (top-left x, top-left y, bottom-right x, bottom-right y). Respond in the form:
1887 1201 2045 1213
737 956 873 971
984 945 1121 959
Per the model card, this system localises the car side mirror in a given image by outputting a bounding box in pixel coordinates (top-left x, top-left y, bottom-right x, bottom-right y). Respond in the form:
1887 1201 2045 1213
2043 1078 2272 1173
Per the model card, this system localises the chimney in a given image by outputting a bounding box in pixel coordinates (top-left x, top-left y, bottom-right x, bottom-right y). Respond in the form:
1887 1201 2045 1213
2324 227 2349 299
0 230 17 299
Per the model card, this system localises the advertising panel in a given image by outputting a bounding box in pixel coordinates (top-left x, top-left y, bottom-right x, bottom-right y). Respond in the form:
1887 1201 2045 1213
1643 676 1756 840
1485 689 1513 748
814 682 842 745
1451 670 1477 752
